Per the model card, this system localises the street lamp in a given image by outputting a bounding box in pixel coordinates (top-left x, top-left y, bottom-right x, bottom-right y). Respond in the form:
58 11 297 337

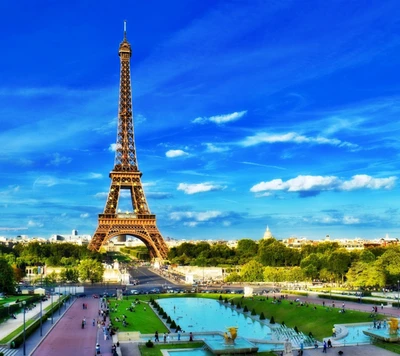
58 285 61 316
39 268 43 336
22 301 26 355
51 291 54 324
397 280 399 309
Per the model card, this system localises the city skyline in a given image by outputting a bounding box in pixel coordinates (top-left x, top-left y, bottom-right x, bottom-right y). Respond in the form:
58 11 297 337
1 1 400 241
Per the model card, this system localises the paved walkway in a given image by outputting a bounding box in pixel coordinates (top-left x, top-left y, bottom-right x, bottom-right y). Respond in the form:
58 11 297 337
31 297 114 356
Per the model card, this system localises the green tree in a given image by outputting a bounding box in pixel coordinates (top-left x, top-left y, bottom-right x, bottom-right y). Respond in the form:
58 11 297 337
258 240 290 266
236 239 258 263
327 250 351 283
0 257 16 294
78 259 104 283
359 250 376 263
240 260 264 282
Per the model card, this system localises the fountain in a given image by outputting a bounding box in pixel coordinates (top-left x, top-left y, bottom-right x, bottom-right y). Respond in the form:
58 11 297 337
362 318 400 342
223 327 238 344
204 327 259 355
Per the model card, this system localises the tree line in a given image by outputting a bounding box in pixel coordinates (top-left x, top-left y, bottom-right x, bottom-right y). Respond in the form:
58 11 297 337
0 242 104 294
168 238 400 289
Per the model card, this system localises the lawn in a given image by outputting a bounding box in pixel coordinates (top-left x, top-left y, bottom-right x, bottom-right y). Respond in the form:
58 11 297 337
0 295 31 306
108 297 168 334
230 296 383 340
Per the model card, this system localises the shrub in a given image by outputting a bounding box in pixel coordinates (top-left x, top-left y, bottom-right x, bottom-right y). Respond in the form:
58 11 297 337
224 298 228 303
145 340 154 348
294 326 299 334
237 303 241 309
219 295 223 301
167 316 171 323
170 320 177 329
260 312 266 320
243 305 249 313
251 308 256 316
281 321 285 326
270 316 275 324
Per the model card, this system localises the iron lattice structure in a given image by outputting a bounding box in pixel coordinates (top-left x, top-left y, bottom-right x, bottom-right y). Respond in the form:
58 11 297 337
88 25 169 260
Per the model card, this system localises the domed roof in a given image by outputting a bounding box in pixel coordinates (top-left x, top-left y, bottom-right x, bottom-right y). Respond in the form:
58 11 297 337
263 226 273 239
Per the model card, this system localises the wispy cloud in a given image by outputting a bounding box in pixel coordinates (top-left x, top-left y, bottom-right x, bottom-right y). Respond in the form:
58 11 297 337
48 153 72 166
177 182 226 194
240 132 357 149
169 210 223 222
240 161 286 170
193 110 247 125
146 192 173 199
28 220 44 228
87 173 103 179
166 149 189 158
251 174 397 197
203 143 230 153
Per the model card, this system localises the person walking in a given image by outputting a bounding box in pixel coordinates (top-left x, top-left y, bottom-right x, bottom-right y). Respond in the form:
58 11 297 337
323 340 327 353
95 343 101 355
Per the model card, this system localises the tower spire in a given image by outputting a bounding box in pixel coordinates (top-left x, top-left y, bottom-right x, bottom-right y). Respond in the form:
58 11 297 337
124 20 127 40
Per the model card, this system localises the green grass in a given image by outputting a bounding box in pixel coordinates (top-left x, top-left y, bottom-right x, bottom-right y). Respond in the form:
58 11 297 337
0 318 37 343
139 342 204 356
0 296 31 306
373 340 400 354
108 297 168 334
232 296 383 340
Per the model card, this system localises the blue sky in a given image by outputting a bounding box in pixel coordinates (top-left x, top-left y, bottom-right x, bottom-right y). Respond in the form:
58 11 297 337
1 0 400 241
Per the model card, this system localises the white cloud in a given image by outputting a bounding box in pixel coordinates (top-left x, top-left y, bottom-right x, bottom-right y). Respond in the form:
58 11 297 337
203 143 229 153
341 175 396 190
95 192 108 199
343 216 360 224
169 210 223 222
193 110 247 125
49 153 72 166
166 149 189 158
240 131 357 149
184 221 198 227
28 220 44 228
109 143 120 152
0 227 27 231
177 182 225 194
251 174 397 195
87 173 102 179
80 213 89 218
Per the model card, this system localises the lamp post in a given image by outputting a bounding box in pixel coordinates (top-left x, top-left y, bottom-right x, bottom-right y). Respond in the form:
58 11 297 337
39 268 43 336
58 285 61 316
51 291 54 324
22 301 26 355
397 280 399 309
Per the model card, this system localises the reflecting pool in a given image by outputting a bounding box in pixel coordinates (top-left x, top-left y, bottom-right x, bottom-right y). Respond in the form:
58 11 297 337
157 298 272 340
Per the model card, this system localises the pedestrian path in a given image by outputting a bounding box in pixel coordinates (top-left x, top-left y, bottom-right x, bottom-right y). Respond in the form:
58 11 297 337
0 347 18 356
31 296 114 356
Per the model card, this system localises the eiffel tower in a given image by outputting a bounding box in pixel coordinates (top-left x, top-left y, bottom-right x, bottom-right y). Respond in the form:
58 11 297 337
88 22 168 260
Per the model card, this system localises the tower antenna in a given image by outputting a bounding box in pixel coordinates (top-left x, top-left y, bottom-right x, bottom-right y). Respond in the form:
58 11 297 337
124 20 127 39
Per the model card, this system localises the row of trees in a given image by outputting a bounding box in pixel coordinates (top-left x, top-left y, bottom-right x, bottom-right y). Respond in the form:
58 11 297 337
0 242 106 293
168 239 400 288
